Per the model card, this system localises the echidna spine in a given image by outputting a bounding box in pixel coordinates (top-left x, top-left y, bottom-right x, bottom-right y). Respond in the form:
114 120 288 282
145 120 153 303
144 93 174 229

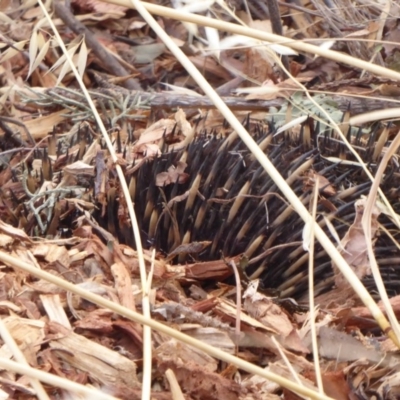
72 117 400 299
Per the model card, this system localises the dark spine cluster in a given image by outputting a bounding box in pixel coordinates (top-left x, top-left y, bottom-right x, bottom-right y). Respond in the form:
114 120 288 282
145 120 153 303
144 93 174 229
101 118 400 300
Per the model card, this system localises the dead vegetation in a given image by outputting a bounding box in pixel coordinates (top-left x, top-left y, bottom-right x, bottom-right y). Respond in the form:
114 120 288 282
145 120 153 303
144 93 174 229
1 0 400 399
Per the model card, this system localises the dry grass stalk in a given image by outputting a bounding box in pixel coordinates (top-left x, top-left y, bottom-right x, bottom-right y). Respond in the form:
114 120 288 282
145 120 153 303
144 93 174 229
308 176 323 394
121 0 400 348
104 0 400 80
36 1 153 397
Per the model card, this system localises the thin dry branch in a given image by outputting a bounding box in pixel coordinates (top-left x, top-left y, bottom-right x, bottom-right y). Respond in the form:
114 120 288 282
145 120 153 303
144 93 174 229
27 86 400 115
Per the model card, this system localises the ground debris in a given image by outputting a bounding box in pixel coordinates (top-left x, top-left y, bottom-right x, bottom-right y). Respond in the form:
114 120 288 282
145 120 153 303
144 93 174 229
1 0 400 398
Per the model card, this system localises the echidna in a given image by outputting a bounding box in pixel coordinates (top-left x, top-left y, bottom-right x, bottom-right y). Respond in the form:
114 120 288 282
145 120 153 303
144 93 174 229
90 115 400 300
7 114 400 301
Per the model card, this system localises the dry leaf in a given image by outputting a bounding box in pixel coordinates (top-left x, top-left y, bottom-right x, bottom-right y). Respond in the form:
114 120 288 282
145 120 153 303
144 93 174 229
64 160 95 176
333 199 380 289
0 220 32 243
155 161 189 186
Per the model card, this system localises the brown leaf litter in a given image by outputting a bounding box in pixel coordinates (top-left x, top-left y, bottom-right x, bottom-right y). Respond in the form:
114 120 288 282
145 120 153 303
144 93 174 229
2 0 400 398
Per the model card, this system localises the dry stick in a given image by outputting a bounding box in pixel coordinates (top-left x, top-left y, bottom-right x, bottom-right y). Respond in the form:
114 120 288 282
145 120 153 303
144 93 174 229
42 85 400 115
271 336 303 387
53 1 141 91
39 0 152 396
165 369 185 400
308 177 323 394
0 250 334 400
229 260 242 355
350 108 400 125
265 0 290 77
141 248 156 400
105 0 400 82
117 0 400 348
